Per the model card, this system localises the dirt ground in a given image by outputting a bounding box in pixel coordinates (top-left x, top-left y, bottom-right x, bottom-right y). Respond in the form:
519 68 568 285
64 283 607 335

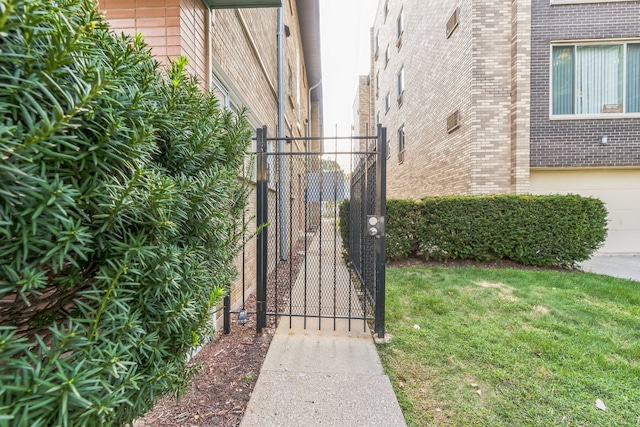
134 291 272 427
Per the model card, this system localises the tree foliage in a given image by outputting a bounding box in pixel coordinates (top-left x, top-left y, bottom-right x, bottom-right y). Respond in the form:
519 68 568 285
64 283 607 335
0 0 251 425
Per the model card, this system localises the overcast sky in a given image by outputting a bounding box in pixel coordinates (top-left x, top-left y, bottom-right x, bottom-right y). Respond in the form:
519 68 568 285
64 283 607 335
320 0 378 138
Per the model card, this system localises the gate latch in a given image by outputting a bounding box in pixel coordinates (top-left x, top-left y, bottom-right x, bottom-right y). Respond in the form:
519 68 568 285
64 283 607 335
367 215 385 237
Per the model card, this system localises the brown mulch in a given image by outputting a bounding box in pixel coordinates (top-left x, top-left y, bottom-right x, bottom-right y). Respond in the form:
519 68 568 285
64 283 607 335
134 237 311 427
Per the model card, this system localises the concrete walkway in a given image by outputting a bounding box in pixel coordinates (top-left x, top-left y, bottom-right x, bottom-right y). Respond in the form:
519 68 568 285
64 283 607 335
580 255 640 282
240 220 406 427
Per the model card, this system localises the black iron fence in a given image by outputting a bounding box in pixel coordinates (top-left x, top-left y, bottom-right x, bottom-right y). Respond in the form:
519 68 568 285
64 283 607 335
225 125 386 337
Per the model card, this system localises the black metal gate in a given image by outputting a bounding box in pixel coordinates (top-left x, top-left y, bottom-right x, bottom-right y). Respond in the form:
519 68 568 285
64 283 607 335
226 125 387 337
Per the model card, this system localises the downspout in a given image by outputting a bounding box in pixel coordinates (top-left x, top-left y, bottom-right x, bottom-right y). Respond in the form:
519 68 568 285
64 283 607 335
277 6 287 260
307 79 322 143
306 79 321 230
206 9 212 90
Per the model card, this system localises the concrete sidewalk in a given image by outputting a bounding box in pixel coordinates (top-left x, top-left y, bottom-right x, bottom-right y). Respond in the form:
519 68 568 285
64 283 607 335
240 220 406 426
580 255 640 282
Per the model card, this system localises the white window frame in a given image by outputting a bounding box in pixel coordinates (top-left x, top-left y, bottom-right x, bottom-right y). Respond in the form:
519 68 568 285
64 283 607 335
550 39 640 120
385 45 390 67
212 74 231 109
385 92 391 113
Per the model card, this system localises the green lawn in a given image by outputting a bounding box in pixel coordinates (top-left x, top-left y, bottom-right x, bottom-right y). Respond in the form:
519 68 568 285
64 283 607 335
379 267 640 426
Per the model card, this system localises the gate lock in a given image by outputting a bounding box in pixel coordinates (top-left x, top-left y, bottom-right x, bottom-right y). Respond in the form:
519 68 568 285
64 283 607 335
367 215 385 237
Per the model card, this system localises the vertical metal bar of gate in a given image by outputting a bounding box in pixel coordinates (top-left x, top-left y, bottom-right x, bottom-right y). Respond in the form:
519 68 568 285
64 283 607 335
256 126 268 333
375 125 387 337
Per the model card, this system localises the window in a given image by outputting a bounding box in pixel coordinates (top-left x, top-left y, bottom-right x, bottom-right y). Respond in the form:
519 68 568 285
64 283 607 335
447 110 460 132
375 32 380 59
398 126 405 164
387 140 391 159
376 111 380 124
385 93 391 113
212 74 230 108
397 8 404 47
375 71 380 98
397 66 405 104
385 45 390 67
552 42 640 116
446 7 459 39
384 0 389 21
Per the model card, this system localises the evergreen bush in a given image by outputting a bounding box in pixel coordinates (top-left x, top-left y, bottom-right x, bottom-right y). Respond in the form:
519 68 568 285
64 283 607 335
385 199 421 260
342 196 607 267
0 0 251 425
401 195 606 267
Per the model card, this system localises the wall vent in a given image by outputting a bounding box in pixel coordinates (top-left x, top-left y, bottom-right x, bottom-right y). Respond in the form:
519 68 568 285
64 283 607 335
447 110 460 133
446 7 459 39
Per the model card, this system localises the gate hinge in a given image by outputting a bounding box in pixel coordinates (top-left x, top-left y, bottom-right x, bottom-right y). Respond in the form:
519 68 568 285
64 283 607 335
367 215 385 237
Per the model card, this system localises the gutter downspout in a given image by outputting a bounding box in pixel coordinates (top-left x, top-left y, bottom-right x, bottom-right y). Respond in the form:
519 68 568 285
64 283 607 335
306 79 321 230
206 9 212 91
277 6 287 260
307 79 322 143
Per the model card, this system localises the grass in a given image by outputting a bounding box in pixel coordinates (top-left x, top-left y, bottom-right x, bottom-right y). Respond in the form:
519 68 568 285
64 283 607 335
379 266 640 426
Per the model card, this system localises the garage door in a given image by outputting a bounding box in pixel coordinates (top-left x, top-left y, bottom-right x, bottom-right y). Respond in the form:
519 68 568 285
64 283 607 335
530 168 640 254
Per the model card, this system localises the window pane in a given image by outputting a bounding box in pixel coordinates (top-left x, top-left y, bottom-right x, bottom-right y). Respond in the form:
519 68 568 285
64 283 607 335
552 46 574 115
576 45 622 114
628 44 640 113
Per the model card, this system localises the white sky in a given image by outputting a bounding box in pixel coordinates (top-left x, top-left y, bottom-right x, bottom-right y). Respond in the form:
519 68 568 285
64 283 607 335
320 0 378 138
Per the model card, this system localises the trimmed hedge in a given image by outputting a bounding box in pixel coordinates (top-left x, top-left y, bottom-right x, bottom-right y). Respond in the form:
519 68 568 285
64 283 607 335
0 0 250 425
386 199 422 260
385 195 607 267
417 195 607 267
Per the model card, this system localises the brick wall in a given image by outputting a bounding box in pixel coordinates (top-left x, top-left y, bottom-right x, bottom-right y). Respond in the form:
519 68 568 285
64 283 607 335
374 0 529 198
210 8 278 127
353 75 373 146
99 0 182 65
374 0 472 198
530 0 640 168
180 0 207 84
510 0 531 193
470 0 514 194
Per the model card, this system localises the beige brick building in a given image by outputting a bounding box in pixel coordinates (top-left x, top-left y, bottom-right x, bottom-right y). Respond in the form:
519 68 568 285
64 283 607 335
352 75 374 150
363 0 640 254
364 0 531 199
98 0 323 322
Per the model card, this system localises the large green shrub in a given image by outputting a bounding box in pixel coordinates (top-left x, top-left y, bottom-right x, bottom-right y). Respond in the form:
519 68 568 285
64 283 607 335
0 0 251 425
413 195 607 267
385 199 421 260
